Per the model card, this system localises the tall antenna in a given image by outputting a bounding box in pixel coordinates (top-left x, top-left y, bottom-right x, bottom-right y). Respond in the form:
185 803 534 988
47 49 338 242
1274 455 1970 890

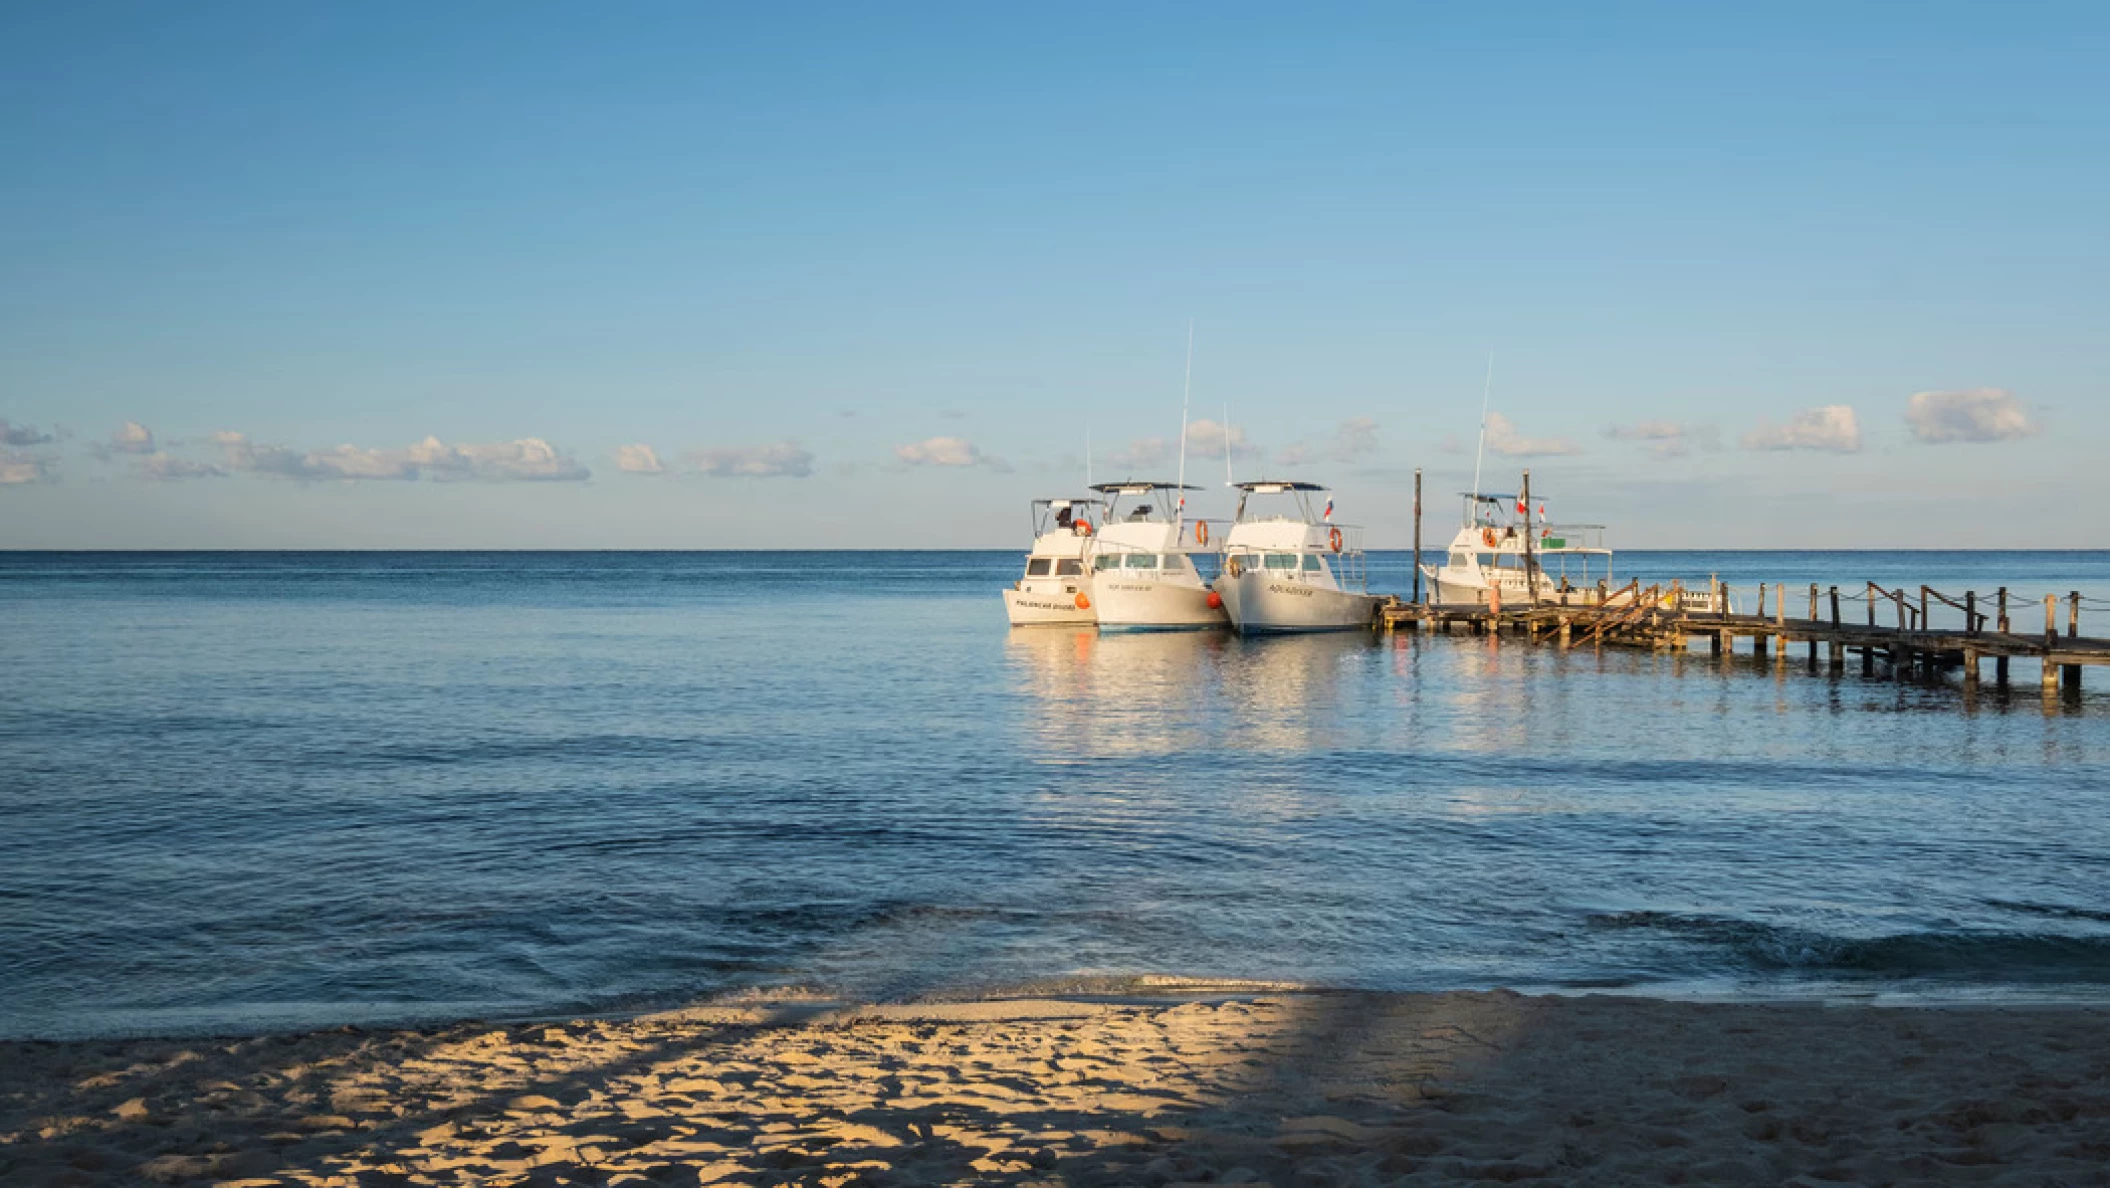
1175 319 1194 528
1469 350 1494 519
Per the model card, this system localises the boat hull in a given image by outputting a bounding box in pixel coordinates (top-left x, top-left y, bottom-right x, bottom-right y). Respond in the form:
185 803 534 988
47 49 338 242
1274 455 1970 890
1090 577 1228 631
1003 586 1097 626
1214 571 1381 634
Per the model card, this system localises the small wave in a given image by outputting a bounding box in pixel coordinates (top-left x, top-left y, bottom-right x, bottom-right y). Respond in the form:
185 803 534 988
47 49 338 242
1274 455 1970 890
1587 910 2110 983
1981 898 2110 924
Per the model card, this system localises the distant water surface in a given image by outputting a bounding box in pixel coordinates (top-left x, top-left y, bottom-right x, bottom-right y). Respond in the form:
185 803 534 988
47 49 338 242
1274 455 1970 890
2 550 2108 1039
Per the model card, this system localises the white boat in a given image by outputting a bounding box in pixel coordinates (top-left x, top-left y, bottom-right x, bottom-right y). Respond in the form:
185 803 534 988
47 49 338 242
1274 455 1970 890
1420 490 1725 612
1084 482 1228 631
1212 481 1383 634
1421 492 1614 609
1002 497 1104 626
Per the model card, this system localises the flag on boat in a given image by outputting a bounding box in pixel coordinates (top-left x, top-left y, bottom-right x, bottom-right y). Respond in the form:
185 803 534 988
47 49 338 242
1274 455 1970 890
1538 502 1546 518
1516 496 1527 514
1323 496 1334 522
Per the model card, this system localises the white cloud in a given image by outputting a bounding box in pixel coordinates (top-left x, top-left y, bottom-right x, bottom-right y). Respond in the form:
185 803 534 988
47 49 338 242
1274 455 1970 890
0 450 56 485
1740 405 1861 453
1904 388 2036 444
1280 417 1381 467
134 452 227 481
214 432 590 481
684 441 815 478
895 435 1009 471
1105 436 1170 472
1605 420 1721 459
1485 412 1582 457
614 444 665 474
0 418 56 447
98 421 157 456
1183 418 1261 460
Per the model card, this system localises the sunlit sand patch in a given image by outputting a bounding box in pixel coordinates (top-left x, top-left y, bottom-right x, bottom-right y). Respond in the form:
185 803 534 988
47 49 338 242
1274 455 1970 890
5 991 2110 1185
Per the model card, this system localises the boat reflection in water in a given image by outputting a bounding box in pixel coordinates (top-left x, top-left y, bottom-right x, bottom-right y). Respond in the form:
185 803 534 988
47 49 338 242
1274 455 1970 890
1002 626 1378 759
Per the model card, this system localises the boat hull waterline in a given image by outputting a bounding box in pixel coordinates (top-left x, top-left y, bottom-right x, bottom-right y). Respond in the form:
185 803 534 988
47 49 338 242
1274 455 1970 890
1213 570 1382 634
1090 578 1228 631
1003 587 1097 627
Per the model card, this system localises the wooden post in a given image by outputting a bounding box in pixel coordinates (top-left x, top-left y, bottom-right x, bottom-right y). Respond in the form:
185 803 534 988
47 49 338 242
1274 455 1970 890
1829 640 1844 670
1919 585 1929 632
1807 583 1818 621
1711 629 1723 657
1966 591 1977 636
1521 470 1539 605
1559 615 1572 649
1775 582 1787 656
1758 582 1768 620
1412 468 1423 606
1996 587 2009 685
1964 647 1980 689
2068 592 2083 692
1830 586 1841 626
1863 583 1876 675
2043 657 2059 695
2045 594 2057 648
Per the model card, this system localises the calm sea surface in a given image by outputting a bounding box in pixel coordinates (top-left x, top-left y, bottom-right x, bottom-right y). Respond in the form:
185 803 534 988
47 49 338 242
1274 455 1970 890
4 551 2109 1039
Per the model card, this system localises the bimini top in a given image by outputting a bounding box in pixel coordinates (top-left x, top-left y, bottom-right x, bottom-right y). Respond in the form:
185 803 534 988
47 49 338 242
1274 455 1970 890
1460 492 1542 503
1233 480 1328 493
1090 481 1202 496
1036 496 1103 510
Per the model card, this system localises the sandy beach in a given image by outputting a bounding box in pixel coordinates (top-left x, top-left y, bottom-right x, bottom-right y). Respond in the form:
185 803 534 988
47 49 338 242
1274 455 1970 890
4 989 2109 1186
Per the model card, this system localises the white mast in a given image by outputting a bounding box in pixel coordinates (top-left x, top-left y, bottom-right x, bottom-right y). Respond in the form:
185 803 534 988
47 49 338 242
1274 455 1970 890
1175 319 1194 529
1469 350 1493 524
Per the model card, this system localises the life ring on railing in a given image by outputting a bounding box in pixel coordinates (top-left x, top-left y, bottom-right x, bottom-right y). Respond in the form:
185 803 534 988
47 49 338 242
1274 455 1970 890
1073 519 1092 536
1328 527 1343 553
1074 593 1091 610
1225 556 1243 578
1193 521 1208 546
1482 528 1498 548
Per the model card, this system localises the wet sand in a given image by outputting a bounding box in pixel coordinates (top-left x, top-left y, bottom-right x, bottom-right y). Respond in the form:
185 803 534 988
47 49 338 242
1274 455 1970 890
5 990 2109 1186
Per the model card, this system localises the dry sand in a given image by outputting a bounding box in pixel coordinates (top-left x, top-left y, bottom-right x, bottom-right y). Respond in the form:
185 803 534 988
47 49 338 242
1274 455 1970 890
4 990 2109 1186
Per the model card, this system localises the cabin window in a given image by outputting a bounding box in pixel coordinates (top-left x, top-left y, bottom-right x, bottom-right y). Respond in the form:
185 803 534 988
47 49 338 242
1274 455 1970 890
1302 554 1323 572
1094 556 1118 573
1124 552 1155 569
1450 552 1470 568
1055 559 1083 576
1026 558 1052 576
1160 555 1185 572
1264 553 1299 571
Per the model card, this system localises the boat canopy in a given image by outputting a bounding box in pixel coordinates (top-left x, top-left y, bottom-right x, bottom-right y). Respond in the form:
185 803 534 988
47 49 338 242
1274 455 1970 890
1090 481 1201 495
1232 480 1327 493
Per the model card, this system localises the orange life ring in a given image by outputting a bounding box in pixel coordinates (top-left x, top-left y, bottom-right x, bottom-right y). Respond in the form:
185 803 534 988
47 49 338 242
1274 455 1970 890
1074 592 1091 610
1328 527 1343 553
1481 528 1498 548
1074 519 1093 536
1193 521 1208 546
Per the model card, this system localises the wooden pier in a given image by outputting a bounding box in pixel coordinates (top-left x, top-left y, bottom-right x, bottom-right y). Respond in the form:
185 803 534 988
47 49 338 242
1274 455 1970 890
1380 582 2110 695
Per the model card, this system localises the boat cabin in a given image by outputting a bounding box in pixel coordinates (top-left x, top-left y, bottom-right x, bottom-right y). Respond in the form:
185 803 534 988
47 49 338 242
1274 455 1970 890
1220 480 1369 592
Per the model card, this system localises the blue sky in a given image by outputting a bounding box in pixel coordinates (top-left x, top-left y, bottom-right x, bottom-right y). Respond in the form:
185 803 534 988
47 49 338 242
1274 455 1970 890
2 2 2104 547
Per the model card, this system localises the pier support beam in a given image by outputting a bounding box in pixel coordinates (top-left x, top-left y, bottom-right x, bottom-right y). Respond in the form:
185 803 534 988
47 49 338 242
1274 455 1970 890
2043 658 2059 696
1964 648 1980 690
1828 641 1844 671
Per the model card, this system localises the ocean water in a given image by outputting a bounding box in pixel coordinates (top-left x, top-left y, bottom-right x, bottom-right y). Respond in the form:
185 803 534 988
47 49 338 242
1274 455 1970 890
3 550 2109 1040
